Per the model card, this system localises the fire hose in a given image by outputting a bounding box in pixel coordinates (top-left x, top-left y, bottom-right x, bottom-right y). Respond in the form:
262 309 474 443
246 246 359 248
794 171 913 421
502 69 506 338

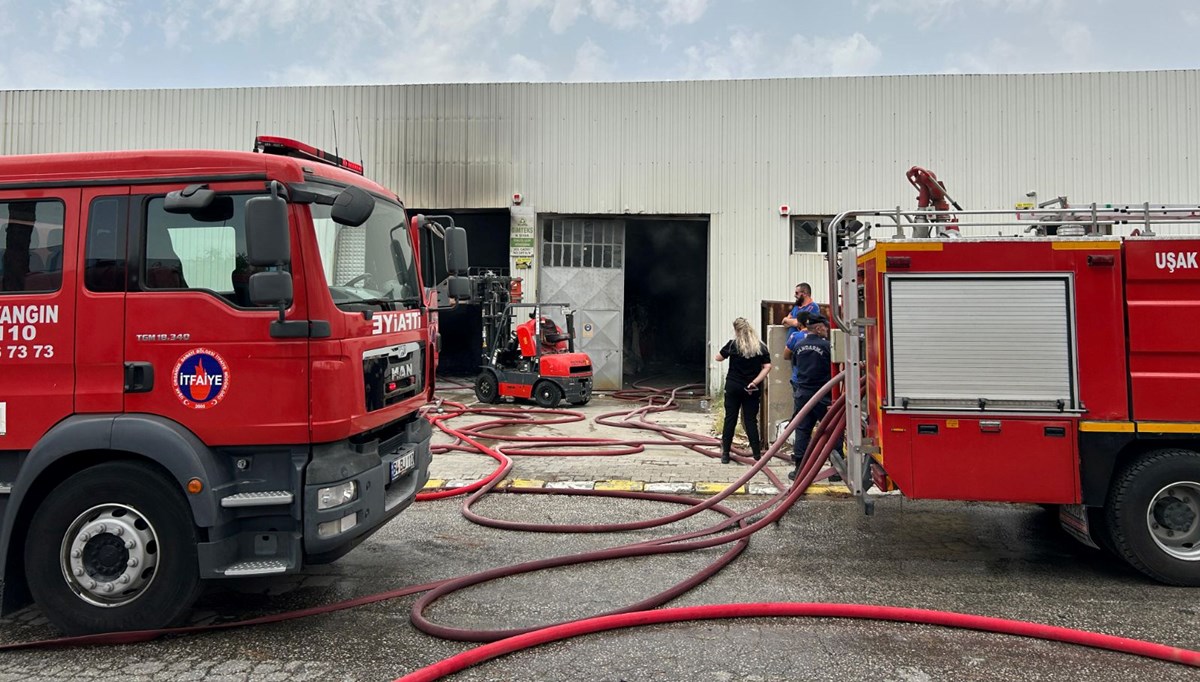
0 376 1197 678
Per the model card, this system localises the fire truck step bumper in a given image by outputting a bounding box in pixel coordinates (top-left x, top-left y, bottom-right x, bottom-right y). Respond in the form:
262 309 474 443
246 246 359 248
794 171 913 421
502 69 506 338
220 491 295 508
198 530 303 580
222 560 291 577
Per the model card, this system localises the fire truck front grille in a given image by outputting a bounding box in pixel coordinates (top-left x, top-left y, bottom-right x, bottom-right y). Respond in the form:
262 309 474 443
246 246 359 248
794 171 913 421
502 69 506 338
363 342 424 412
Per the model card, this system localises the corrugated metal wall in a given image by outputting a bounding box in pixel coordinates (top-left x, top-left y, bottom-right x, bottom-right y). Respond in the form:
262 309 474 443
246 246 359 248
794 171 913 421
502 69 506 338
4 71 1199 391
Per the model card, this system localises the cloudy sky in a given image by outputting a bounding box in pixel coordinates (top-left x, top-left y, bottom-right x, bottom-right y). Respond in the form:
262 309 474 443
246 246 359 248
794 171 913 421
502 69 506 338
0 0 1196 89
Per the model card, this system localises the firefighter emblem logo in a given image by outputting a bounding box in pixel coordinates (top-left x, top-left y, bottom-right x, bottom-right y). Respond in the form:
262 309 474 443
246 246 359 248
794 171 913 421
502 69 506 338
172 348 230 409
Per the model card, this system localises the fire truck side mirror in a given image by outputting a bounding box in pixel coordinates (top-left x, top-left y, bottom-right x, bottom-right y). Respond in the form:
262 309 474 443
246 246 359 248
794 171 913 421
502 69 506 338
248 270 294 309
432 275 474 309
331 185 374 227
444 225 469 275
245 194 290 266
447 276 472 300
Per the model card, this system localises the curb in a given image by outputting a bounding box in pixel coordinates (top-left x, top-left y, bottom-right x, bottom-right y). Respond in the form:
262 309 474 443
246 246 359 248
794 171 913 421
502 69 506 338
422 478 863 497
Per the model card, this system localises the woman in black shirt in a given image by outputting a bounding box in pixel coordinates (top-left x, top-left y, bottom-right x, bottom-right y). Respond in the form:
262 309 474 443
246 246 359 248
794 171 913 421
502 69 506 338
714 317 772 463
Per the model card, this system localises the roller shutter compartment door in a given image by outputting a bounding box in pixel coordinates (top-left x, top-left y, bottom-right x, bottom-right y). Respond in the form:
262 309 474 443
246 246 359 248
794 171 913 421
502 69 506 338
886 276 1078 413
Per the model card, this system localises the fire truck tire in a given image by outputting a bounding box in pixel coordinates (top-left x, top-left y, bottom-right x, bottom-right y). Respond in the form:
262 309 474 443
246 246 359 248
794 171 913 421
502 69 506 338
474 372 500 404
24 461 202 635
533 381 563 409
1106 449 1200 586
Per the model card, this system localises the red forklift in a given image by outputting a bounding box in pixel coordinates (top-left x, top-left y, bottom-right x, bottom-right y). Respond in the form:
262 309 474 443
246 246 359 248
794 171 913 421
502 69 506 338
469 272 593 408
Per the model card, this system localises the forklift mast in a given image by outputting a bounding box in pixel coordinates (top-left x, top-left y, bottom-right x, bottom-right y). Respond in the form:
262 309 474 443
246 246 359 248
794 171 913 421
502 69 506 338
471 272 516 366
469 271 576 364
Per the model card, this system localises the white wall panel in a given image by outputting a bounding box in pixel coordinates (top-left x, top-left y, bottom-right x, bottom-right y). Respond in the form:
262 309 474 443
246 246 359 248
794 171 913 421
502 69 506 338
3 71 1199 391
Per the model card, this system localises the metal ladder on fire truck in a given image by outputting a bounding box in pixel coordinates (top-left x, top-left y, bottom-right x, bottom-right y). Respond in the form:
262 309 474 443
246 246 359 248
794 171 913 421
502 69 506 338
824 184 1200 515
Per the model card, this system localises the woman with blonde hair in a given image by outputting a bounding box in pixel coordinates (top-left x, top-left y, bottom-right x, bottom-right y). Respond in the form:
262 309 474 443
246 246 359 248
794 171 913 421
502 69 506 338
714 317 772 464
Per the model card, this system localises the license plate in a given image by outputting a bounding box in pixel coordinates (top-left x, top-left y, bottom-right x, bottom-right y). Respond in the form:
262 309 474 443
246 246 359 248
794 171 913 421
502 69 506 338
390 451 416 481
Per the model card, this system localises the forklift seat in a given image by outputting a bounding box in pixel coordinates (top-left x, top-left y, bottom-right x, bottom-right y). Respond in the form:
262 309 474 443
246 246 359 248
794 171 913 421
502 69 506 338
542 324 570 345
538 318 569 352
516 315 570 357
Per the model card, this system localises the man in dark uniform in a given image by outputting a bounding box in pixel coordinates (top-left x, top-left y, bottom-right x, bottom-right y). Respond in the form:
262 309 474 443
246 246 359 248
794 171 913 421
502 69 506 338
783 314 841 481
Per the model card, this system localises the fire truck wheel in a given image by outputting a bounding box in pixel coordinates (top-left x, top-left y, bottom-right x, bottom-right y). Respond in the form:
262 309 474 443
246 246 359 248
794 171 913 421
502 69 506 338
24 461 202 635
1106 449 1200 586
533 381 563 409
474 372 500 404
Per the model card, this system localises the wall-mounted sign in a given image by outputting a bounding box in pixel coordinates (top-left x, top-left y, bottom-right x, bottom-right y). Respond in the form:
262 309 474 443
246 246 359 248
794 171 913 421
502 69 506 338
510 206 536 258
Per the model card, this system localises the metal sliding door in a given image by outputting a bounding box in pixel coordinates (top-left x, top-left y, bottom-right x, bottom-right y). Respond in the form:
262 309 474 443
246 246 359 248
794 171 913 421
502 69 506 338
540 218 624 390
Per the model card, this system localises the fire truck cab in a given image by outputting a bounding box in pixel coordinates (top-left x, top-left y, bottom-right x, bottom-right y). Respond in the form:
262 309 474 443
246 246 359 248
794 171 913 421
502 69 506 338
830 203 1200 586
0 137 468 634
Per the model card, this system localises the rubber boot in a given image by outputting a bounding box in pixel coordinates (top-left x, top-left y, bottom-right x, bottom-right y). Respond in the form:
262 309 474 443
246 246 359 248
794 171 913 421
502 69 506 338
720 452 731 464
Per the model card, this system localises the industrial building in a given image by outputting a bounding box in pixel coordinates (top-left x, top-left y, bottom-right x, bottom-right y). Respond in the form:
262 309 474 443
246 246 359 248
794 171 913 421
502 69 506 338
3 69 1199 392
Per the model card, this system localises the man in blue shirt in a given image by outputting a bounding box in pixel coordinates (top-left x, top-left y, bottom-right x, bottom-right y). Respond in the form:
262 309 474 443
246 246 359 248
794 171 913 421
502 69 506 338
783 314 842 481
783 283 819 338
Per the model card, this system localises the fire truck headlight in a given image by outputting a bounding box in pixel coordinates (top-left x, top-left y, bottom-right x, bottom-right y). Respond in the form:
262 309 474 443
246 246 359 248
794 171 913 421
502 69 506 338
317 481 358 510
317 513 359 539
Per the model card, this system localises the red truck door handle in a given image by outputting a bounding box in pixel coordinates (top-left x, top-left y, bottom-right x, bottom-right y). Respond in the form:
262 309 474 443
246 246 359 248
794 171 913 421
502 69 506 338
124 362 155 393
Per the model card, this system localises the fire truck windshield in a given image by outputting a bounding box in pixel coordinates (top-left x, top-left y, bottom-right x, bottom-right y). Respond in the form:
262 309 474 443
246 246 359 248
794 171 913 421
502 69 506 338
311 198 420 310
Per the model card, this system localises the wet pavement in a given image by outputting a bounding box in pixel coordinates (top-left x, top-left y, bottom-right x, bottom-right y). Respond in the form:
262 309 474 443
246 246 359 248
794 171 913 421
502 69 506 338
0 391 1197 681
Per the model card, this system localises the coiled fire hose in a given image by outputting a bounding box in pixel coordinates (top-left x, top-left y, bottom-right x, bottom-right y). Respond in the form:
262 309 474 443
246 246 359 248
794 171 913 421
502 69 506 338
1 375 1197 680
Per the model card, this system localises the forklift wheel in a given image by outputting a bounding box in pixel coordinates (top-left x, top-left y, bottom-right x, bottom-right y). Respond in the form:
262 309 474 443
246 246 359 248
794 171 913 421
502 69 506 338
474 372 500 404
533 381 563 408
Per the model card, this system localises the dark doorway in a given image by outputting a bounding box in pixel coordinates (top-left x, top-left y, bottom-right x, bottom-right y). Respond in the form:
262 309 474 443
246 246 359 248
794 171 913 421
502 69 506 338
414 209 510 378
623 218 708 388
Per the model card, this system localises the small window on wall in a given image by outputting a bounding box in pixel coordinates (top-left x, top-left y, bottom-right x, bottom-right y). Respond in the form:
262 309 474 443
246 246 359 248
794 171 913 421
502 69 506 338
0 199 66 294
541 218 623 268
142 193 284 308
791 216 830 254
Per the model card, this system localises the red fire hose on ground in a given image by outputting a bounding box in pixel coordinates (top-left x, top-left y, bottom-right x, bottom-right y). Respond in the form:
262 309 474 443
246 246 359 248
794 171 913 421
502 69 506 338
1 377 1197 679
398 604 1200 682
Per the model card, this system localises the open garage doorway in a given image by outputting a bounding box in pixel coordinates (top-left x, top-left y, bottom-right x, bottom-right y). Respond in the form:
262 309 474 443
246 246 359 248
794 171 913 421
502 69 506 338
413 209 510 379
623 217 709 388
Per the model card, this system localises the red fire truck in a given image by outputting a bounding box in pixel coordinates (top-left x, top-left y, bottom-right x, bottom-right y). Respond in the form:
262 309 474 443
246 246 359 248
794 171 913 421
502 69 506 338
0 137 469 634
827 200 1200 585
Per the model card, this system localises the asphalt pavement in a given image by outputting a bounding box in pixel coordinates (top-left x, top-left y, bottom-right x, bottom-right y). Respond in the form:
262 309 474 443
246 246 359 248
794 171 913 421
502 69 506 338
0 389 1196 681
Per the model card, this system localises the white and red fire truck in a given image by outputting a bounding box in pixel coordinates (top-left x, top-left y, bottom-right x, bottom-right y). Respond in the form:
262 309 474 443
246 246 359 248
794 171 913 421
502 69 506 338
827 195 1200 586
